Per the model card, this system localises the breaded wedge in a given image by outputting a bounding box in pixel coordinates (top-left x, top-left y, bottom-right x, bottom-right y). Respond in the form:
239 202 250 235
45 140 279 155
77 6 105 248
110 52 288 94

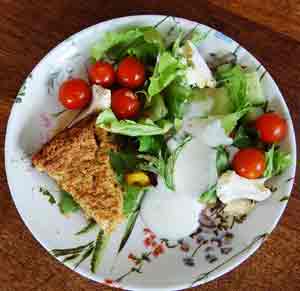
32 115 124 233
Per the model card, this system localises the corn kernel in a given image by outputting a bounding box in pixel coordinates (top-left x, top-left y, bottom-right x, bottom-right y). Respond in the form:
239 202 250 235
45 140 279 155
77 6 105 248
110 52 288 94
125 171 150 187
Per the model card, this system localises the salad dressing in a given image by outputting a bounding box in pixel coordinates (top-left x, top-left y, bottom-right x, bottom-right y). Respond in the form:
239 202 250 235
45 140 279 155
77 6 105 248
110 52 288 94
141 117 222 240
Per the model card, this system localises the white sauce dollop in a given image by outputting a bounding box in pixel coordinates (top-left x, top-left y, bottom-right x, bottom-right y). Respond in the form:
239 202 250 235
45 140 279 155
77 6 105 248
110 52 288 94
141 117 233 240
174 136 217 197
141 179 204 240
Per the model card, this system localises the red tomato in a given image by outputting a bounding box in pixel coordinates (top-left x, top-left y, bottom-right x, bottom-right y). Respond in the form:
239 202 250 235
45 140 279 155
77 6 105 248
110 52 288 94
255 112 287 143
111 88 141 119
232 148 266 179
59 79 91 110
88 61 115 88
117 56 145 89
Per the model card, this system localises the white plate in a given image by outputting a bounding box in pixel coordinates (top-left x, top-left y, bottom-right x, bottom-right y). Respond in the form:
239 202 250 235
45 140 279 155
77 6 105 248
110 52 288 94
5 15 297 291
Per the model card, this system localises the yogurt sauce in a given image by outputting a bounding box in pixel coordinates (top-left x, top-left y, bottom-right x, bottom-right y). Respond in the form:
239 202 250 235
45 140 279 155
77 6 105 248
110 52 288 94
141 114 231 240
141 178 204 240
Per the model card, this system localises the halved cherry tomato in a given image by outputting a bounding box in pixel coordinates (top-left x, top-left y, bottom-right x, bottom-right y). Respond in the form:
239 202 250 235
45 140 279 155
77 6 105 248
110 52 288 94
117 56 145 89
59 79 91 110
111 88 141 119
232 148 266 179
255 112 287 143
88 61 115 88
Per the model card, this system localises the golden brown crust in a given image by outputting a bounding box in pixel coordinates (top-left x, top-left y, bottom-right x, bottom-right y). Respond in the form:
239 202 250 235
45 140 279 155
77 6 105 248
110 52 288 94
32 115 124 233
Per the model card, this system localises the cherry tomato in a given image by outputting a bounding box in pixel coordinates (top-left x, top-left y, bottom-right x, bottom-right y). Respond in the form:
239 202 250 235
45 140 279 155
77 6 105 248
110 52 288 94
232 148 266 179
59 79 91 110
111 88 141 119
255 112 287 143
88 61 115 88
117 56 145 89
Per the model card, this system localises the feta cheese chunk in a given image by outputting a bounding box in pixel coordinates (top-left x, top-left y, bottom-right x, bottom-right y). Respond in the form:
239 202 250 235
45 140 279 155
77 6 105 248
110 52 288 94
183 40 216 88
223 199 256 217
216 170 271 203
92 84 111 109
68 84 111 127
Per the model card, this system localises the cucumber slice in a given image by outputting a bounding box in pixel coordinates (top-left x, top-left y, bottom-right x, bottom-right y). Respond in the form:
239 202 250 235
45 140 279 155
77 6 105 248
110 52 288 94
191 87 234 115
245 71 265 105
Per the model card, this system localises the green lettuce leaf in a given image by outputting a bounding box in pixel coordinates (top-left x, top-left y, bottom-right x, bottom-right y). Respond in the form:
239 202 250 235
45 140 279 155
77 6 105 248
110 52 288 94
137 152 166 180
233 125 259 148
108 150 147 217
118 190 146 254
39 187 56 205
59 191 79 214
123 185 144 217
216 64 265 111
220 108 249 134
164 135 192 190
96 109 172 136
264 145 292 178
109 150 140 182
144 93 168 121
91 28 144 60
148 52 185 97
216 146 230 176
91 26 164 61
245 71 265 105
126 41 158 63
190 87 233 115
198 184 217 204
164 79 192 119
138 135 164 154
143 28 164 50
216 64 248 111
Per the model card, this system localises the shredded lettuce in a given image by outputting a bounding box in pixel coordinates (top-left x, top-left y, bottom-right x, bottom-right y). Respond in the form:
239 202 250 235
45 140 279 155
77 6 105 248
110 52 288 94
59 191 79 214
148 52 185 97
164 79 192 119
138 135 164 154
216 64 248 111
220 108 249 134
137 136 191 190
144 93 168 121
91 26 164 61
143 29 165 50
137 151 166 176
191 87 233 115
164 135 192 190
233 125 259 148
91 28 144 60
245 71 265 105
109 150 141 183
216 146 230 176
126 41 158 63
264 145 292 178
198 185 217 204
123 185 144 217
108 151 147 217
216 64 265 112
96 109 172 136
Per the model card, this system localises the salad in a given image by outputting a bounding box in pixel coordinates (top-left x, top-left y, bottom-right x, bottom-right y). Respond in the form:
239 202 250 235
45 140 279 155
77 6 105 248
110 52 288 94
38 23 292 272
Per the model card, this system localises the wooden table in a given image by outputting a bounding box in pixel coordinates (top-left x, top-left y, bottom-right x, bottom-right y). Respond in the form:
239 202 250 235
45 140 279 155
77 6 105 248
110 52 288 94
1 1 299 290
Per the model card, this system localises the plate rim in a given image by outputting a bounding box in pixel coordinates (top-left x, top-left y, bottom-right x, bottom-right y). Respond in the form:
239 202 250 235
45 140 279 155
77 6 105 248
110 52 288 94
4 14 297 291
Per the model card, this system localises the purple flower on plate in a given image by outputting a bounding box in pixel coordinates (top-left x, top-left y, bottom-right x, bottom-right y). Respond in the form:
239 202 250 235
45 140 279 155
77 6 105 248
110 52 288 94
183 257 195 267
220 247 233 255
